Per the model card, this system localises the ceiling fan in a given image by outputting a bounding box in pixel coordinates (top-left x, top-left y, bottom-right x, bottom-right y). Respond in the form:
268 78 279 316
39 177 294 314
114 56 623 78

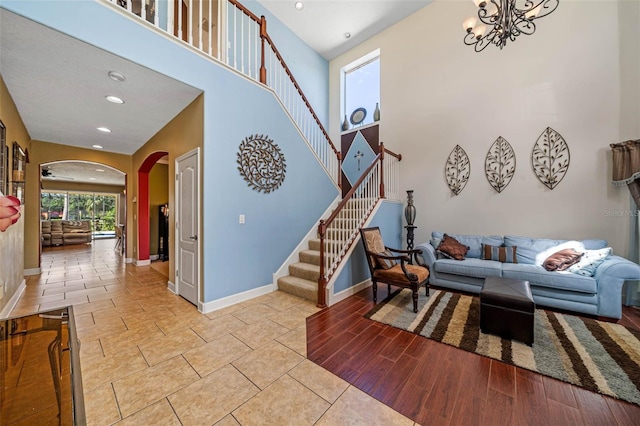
41 167 74 180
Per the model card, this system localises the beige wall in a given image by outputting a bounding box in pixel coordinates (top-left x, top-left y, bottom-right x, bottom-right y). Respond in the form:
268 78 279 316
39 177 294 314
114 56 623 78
25 141 133 271
329 0 637 257
131 94 204 283
0 75 30 314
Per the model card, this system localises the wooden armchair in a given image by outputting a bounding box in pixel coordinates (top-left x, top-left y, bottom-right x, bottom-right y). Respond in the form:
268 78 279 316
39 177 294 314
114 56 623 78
360 227 430 313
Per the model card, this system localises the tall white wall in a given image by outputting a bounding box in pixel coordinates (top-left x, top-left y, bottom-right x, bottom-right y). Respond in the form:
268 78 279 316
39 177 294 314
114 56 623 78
330 0 639 257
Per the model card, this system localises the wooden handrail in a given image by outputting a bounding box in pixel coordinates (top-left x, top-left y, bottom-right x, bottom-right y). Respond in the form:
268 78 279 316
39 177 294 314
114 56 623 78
263 33 340 158
319 153 382 235
384 146 402 161
317 151 382 307
227 0 260 23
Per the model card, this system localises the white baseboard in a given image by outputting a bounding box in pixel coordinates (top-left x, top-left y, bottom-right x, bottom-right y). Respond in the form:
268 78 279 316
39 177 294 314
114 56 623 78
0 279 26 319
199 284 274 314
24 268 41 276
330 279 371 306
125 257 134 264
135 259 151 266
150 254 160 261
167 280 176 293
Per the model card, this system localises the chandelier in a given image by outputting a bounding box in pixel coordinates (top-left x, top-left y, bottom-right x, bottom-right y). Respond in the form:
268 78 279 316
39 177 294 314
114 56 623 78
463 0 559 52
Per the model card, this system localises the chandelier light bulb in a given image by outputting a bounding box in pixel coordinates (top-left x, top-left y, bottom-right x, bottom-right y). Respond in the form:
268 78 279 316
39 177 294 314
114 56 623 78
474 24 487 39
526 5 542 19
463 17 477 32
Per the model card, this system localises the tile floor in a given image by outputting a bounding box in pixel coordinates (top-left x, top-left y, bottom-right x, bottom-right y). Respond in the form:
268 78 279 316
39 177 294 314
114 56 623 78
10 240 415 425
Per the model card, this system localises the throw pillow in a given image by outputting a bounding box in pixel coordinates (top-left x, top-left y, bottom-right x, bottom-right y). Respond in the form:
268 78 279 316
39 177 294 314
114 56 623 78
481 244 517 263
543 248 584 272
535 241 586 266
436 234 469 261
376 249 396 269
567 247 612 277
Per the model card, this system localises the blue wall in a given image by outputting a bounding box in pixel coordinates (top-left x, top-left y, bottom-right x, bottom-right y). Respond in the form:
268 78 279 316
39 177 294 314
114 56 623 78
242 1 329 127
333 201 403 294
4 0 337 303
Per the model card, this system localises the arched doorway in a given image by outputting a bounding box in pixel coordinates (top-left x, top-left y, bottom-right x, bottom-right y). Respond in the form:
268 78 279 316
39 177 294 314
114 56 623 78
39 160 126 255
137 151 169 264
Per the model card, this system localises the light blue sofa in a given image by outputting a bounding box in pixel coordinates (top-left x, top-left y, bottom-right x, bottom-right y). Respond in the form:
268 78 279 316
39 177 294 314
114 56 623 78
417 232 640 320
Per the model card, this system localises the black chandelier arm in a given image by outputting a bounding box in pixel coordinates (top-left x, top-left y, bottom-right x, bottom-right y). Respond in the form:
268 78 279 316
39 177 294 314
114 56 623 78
464 30 498 52
525 0 559 19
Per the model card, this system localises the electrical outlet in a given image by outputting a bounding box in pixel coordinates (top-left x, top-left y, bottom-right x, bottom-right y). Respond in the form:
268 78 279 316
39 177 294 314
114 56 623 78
239 214 245 224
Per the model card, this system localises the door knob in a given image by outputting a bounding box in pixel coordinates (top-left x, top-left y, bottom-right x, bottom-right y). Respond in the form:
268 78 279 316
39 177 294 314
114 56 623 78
189 235 198 240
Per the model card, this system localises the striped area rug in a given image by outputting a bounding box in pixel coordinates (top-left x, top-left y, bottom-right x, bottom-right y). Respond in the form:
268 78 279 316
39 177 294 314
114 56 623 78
365 288 640 406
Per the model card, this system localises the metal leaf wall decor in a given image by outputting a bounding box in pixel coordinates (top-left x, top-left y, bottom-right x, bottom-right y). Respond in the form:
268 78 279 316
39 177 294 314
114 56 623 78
531 127 570 190
237 134 286 193
485 136 516 193
445 145 470 196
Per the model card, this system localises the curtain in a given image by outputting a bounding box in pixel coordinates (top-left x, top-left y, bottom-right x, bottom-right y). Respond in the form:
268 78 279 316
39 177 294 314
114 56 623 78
612 140 640 306
610 139 640 208
624 198 640 307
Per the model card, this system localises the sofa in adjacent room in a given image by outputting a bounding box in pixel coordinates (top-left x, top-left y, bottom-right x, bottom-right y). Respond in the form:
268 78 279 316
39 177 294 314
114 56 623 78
41 220 92 246
417 232 640 320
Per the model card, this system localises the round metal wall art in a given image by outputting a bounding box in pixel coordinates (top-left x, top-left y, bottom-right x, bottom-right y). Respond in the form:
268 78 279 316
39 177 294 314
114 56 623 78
237 134 286 193
485 136 516 193
445 145 470 196
531 127 570 190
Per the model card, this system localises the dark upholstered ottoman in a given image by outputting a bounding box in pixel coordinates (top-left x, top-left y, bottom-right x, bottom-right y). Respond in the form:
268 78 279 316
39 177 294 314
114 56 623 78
480 277 535 346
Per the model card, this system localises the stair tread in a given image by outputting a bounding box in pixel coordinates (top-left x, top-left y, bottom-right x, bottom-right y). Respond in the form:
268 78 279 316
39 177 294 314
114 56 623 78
291 262 320 272
278 275 317 288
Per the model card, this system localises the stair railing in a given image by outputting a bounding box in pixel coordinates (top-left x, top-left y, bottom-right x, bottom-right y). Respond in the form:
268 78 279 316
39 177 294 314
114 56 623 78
106 0 341 187
317 143 402 308
225 0 341 185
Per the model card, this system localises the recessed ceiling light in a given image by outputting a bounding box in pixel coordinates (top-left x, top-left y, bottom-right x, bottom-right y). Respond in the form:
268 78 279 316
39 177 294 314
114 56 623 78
92 145 103 149
105 95 124 104
97 127 111 133
96 169 105 172
295 1 303 10
108 71 126 82
344 32 351 39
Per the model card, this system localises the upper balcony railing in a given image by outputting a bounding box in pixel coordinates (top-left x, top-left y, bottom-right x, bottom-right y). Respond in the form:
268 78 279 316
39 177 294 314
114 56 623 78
107 0 341 187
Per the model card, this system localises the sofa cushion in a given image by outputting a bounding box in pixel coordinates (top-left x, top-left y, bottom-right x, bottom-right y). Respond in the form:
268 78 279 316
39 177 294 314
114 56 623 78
543 248 584 272
432 232 503 259
434 258 503 279
437 234 469 260
504 235 568 264
481 244 517 263
502 263 597 294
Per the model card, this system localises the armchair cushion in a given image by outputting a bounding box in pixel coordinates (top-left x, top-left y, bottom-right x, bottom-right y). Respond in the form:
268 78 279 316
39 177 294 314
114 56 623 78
373 263 429 283
376 249 397 269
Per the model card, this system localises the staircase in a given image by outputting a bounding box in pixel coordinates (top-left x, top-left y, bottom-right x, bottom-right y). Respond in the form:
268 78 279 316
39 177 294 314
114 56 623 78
277 201 360 303
277 239 321 302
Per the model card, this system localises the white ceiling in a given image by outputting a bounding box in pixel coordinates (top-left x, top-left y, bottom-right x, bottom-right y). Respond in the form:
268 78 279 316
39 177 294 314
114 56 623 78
41 161 126 186
258 0 433 60
0 9 202 156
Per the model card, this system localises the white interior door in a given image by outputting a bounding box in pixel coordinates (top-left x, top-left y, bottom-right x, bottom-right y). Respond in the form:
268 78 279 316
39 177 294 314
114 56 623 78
176 148 200 306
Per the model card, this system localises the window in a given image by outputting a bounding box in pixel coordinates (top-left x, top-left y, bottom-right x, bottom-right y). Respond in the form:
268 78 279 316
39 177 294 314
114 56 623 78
342 50 380 129
41 191 118 238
